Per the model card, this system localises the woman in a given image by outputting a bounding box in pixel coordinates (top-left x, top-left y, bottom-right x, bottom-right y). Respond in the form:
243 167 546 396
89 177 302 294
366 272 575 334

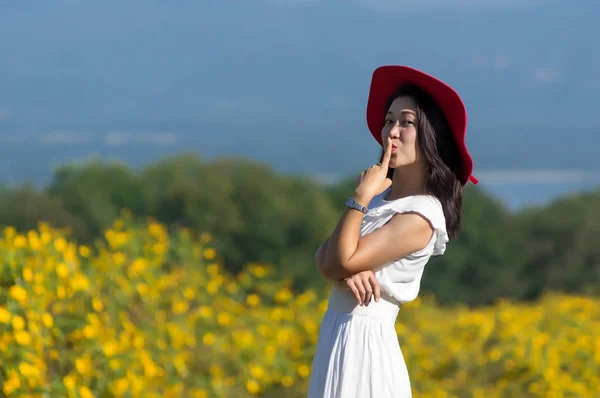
307 65 478 397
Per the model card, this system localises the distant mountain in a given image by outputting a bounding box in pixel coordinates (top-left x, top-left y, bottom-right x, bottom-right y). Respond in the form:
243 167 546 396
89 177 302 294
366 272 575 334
0 116 598 188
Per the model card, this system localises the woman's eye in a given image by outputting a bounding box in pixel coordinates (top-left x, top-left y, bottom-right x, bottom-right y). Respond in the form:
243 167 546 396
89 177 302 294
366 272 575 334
385 119 394 124
402 120 414 126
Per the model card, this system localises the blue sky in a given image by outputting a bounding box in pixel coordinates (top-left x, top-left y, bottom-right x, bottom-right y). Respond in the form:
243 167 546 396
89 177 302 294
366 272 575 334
0 0 598 190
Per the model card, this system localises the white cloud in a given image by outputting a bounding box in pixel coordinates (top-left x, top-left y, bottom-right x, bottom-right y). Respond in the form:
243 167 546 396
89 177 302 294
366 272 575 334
140 132 178 145
312 172 342 186
314 169 600 186
105 131 131 146
533 67 560 82
357 0 541 13
42 131 93 144
263 0 320 7
472 54 511 69
104 131 178 146
472 54 486 66
587 79 600 89
493 55 510 69
0 108 11 120
0 135 25 144
477 169 600 184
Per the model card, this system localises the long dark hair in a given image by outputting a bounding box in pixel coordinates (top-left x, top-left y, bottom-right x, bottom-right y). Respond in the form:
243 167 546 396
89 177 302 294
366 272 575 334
379 84 464 238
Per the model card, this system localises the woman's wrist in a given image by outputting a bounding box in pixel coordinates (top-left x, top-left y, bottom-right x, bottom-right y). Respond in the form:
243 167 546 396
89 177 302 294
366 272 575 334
352 192 372 208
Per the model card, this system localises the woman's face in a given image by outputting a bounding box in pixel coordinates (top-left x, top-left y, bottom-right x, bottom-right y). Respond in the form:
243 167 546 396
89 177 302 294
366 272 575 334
381 95 423 169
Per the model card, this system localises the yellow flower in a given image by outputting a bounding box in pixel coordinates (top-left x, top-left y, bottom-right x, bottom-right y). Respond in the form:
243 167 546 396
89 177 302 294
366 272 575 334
18 362 34 377
206 263 220 275
297 364 311 378
109 359 122 370
202 333 215 346
54 237 67 252
56 262 69 278
275 287 293 303
82 325 96 339
103 340 119 357
148 222 166 239
41 313 54 328
70 273 90 292
75 356 93 375
14 330 31 345
9 285 27 303
4 226 16 239
92 297 104 312
249 264 268 278
27 230 41 250
198 306 213 318
113 378 128 395
191 389 208 398
226 282 239 294
79 245 91 257
22 267 33 282
203 247 216 260
183 287 195 299
217 312 232 325
246 379 260 394
14 234 27 248
250 364 265 379
79 386 95 398
2 371 20 395
246 294 260 307
172 298 189 314
129 258 148 277
11 315 25 331
0 307 11 324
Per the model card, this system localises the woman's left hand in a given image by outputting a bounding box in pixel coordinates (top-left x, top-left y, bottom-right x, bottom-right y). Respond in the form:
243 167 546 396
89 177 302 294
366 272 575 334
354 137 393 203
343 270 380 306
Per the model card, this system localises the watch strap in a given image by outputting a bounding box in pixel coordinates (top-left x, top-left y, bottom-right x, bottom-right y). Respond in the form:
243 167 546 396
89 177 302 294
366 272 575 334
345 197 368 214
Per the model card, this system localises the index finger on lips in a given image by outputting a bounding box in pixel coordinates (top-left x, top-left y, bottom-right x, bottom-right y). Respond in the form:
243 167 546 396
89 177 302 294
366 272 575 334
381 137 392 168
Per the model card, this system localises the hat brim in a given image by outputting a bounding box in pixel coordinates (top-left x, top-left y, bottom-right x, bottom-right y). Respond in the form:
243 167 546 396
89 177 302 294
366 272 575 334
366 65 476 185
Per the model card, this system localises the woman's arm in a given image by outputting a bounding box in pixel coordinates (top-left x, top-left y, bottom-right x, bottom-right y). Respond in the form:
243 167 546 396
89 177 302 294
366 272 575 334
316 237 382 306
321 138 433 281
321 209 433 281
315 238 340 284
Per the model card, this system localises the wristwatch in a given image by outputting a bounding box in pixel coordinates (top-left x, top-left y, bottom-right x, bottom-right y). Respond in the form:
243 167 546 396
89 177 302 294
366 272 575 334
345 197 368 214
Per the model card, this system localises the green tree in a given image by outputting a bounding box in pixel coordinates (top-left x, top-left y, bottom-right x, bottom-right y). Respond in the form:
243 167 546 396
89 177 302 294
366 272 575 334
420 187 529 306
0 184 86 238
517 190 600 298
47 159 143 243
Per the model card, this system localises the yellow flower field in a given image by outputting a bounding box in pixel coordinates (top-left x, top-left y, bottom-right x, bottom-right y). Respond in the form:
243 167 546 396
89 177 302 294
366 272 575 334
0 211 599 397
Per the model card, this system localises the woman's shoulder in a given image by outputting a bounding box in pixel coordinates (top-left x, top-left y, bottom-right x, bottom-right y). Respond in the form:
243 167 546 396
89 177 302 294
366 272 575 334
367 188 449 256
372 189 446 230
369 188 442 214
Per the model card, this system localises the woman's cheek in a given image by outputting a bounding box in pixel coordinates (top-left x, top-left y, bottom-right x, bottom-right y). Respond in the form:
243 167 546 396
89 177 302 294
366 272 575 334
403 129 417 144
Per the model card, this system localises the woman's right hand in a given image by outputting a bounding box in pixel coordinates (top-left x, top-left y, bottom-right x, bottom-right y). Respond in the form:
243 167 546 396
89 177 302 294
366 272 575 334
343 270 380 306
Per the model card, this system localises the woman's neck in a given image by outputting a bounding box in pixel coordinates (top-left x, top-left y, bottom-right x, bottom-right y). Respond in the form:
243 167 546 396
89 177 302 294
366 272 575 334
387 165 428 200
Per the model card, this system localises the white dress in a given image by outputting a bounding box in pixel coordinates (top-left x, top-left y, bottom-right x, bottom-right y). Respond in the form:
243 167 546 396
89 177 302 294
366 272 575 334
307 189 449 398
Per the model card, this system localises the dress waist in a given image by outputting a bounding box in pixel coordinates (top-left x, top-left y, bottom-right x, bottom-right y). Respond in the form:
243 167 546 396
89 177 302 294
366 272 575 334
326 286 400 325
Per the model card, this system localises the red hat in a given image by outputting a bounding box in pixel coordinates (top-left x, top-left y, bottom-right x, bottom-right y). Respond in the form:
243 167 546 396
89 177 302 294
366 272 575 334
366 65 478 185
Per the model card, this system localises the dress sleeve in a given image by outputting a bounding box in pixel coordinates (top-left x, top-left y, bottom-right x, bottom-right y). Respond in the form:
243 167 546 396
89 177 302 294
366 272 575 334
389 195 449 256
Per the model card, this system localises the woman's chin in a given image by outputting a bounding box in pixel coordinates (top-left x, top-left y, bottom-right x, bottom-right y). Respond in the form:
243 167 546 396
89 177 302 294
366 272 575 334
388 160 404 169
389 159 414 169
